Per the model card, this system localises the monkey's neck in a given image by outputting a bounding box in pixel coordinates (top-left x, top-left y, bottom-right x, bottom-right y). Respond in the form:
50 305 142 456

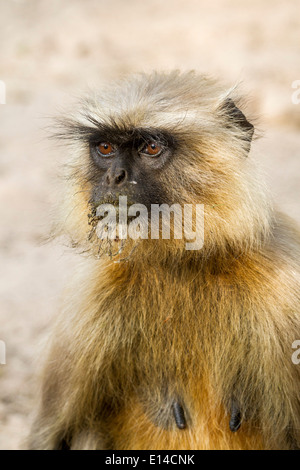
101 244 256 285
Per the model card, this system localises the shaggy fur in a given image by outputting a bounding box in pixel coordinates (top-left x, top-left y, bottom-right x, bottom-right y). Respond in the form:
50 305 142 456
28 71 300 450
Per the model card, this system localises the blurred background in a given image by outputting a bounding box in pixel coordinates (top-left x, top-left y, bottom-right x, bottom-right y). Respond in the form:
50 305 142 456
0 0 299 449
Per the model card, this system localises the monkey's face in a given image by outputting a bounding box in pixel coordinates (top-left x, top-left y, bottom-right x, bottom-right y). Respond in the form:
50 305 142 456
80 126 185 259
87 127 176 210
59 72 270 259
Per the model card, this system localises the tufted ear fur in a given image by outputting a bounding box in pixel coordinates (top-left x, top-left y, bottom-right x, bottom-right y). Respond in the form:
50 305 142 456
222 98 254 154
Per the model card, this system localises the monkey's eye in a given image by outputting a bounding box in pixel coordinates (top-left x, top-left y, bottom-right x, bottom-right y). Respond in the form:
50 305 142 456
97 142 115 156
141 142 163 157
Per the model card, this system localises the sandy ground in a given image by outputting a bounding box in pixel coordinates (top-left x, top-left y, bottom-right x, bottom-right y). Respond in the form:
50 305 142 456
0 0 299 449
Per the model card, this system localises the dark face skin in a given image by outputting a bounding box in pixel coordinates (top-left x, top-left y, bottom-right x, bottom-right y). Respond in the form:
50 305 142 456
87 126 176 210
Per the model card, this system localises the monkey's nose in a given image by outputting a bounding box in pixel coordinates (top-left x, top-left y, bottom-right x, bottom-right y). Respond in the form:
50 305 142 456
106 168 128 187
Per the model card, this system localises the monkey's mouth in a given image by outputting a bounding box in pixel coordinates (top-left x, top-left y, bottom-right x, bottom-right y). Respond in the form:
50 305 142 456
88 210 137 228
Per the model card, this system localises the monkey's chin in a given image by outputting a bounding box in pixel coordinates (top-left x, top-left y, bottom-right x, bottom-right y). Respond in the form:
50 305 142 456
94 237 132 261
86 222 138 261
85 218 189 262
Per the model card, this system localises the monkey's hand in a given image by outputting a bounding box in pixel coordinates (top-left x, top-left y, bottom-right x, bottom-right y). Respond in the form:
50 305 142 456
229 399 242 433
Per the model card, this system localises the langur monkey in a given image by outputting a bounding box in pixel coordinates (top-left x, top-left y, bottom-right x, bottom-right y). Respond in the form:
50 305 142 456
28 71 300 450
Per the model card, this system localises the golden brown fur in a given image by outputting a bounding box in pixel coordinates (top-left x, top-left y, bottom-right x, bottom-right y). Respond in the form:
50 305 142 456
28 71 300 450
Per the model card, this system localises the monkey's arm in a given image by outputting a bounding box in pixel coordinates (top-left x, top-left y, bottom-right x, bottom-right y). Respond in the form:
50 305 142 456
217 219 300 449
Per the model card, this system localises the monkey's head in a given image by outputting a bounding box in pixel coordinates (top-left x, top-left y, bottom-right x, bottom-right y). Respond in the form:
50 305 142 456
55 71 271 261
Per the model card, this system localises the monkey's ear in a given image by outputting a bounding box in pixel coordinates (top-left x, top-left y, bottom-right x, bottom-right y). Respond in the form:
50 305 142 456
221 98 254 154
